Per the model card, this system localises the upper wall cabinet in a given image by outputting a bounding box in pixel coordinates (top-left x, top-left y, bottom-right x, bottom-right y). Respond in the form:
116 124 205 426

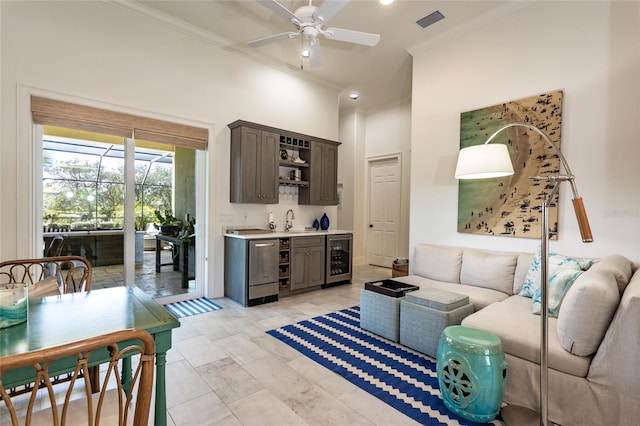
298 140 339 206
229 120 340 205
229 123 279 204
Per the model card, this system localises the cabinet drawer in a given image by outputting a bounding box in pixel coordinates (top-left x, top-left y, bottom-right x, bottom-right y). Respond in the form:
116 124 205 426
291 235 325 248
249 282 279 300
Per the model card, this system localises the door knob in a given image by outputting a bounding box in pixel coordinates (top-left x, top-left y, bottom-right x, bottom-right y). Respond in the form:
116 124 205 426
369 224 373 228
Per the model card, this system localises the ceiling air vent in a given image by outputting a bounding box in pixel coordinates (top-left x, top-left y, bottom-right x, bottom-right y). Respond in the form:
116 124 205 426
416 10 445 29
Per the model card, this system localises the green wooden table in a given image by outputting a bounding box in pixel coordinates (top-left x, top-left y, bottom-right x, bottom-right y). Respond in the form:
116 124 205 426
0 286 180 426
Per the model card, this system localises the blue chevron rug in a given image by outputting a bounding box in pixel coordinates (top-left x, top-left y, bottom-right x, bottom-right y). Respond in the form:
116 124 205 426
267 306 499 426
163 297 222 318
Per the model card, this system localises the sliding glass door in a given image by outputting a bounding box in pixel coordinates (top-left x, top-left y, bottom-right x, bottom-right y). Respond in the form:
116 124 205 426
40 126 200 299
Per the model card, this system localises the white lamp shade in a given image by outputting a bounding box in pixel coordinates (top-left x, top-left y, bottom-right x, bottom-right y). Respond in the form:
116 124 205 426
455 144 515 179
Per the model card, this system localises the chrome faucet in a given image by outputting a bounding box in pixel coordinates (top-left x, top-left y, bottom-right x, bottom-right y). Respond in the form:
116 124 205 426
285 209 295 231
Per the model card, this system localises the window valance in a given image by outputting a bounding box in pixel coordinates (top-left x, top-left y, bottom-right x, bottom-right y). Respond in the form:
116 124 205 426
31 96 208 150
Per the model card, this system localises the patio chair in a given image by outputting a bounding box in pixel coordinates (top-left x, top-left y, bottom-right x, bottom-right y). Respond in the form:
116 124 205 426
44 234 68 257
0 329 156 426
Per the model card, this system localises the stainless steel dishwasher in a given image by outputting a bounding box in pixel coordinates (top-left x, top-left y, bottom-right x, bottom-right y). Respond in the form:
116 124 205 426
248 239 279 305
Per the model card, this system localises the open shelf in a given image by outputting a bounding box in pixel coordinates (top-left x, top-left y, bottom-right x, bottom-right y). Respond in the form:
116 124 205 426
279 137 310 150
279 160 309 167
279 179 309 187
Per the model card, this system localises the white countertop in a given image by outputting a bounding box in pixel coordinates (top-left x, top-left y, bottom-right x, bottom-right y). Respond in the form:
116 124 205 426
224 229 352 239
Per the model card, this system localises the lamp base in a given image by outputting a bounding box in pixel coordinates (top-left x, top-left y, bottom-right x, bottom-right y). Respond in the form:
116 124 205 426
500 405 540 426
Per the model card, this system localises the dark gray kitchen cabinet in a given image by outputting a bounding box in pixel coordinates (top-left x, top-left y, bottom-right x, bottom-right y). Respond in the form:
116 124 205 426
229 119 340 205
229 124 279 204
290 235 325 290
299 140 339 205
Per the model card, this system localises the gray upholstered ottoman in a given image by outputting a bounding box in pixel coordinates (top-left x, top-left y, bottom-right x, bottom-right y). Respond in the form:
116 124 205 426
400 288 474 357
360 289 403 342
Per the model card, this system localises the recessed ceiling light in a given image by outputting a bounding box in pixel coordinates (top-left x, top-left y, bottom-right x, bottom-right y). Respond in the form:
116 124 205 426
349 92 360 100
379 0 394 5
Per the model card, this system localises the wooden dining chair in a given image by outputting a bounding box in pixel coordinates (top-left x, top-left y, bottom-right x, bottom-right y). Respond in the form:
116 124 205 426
0 256 97 396
0 329 156 426
0 256 92 295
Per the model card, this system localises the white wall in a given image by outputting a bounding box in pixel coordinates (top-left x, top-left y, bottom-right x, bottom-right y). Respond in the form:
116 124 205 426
364 102 412 261
409 1 640 263
338 108 364 263
340 100 412 266
337 110 356 232
0 1 340 297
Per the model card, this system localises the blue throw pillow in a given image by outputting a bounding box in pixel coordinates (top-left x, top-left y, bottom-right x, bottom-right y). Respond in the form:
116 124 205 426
520 247 597 317
532 266 584 317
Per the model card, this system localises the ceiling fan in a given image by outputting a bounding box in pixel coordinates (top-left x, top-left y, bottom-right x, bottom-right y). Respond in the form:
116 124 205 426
247 0 381 67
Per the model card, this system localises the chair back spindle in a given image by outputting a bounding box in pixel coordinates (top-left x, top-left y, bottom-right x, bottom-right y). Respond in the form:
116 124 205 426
0 329 156 426
0 256 92 295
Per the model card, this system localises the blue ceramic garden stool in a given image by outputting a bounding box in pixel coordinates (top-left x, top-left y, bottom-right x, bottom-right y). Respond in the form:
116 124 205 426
436 325 507 423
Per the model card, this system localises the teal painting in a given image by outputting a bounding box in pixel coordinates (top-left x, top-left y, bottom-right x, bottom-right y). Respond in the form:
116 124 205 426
458 91 563 239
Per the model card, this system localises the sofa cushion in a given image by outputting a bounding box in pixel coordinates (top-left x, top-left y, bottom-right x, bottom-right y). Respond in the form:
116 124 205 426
462 295 592 377
460 249 517 295
392 275 509 310
557 268 620 356
413 244 462 283
588 254 633 294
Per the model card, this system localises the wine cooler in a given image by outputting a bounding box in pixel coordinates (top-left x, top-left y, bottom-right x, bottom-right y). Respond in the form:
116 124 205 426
324 233 353 287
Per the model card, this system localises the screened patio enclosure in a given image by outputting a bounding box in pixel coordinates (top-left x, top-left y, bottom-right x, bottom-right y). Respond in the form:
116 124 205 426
42 129 197 297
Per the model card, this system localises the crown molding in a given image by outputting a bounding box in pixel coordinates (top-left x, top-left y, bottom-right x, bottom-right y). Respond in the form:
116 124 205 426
407 1 533 56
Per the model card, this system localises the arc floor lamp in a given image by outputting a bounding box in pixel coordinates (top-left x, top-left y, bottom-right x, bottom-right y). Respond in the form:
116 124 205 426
454 122 593 426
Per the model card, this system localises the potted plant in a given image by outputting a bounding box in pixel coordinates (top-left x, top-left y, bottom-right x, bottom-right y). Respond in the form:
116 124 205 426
154 209 182 235
177 215 195 243
176 215 196 273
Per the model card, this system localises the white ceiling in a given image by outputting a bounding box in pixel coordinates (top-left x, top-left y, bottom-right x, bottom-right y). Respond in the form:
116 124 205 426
132 0 517 110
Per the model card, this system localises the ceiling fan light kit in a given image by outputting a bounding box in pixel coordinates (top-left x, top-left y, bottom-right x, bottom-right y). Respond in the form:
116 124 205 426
249 0 381 68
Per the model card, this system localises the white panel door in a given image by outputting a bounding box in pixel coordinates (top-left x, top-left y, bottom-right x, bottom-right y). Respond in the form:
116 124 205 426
368 157 400 267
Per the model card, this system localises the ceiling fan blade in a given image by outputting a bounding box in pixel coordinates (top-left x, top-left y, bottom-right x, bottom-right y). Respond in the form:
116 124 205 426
309 40 323 67
314 0 350 25
323 27 381 46
247 31 299 48
256 0 299 23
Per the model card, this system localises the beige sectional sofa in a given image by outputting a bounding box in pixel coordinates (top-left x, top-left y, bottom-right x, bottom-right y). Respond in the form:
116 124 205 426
392 243 639 426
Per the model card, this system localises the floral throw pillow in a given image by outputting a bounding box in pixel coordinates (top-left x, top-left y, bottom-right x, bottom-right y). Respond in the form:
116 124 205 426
519 247 597 317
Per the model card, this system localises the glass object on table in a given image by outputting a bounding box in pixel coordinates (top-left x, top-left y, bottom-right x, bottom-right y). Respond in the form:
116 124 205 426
0 283 28 328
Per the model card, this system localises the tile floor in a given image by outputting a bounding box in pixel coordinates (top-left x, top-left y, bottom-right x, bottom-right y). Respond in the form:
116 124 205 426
162 265 430 426
91 250 194 298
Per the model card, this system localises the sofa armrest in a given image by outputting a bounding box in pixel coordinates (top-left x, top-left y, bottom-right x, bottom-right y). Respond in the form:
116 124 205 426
587 268 640 394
